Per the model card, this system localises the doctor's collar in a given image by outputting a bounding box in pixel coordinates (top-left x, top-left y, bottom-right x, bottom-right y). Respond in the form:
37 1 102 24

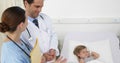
28 16 38 22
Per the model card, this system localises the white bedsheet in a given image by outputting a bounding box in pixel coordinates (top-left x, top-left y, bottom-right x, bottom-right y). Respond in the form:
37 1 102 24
87 60 105 63
61 32 120 63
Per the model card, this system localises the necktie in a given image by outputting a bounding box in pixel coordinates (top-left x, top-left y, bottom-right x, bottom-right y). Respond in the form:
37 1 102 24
33 19 39 28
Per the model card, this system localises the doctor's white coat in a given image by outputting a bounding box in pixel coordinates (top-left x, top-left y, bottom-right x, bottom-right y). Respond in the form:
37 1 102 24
21 13 59 56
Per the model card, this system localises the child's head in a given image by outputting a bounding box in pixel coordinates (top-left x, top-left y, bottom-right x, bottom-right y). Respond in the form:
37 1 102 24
73 45 89 59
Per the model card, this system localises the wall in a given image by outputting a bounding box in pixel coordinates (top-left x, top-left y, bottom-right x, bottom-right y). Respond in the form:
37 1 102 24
0 0 24 18
0 0 120 18
43 0 120 18
43 0 120 46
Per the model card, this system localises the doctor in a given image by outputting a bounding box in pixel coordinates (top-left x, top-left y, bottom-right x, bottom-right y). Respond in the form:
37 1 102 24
21 0 59 62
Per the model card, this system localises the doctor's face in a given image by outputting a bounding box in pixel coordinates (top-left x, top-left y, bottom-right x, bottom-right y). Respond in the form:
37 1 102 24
25 0 44 18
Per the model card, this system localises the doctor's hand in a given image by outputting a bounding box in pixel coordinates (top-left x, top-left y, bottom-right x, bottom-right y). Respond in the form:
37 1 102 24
49 49 56 56
43 52 55 61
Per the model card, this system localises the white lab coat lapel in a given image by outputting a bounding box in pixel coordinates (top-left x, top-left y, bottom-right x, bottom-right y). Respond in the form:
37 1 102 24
27 20 40 46
37 16 51 52
27 20 46 53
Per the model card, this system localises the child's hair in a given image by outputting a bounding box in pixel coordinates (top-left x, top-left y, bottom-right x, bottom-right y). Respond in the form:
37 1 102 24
73 45 87 59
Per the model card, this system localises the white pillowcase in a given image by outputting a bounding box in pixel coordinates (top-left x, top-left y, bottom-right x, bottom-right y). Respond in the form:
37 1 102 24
67 40 113 63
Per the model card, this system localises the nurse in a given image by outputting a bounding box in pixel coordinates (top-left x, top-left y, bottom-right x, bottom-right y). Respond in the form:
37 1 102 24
21 0 59 62
0 6 30 63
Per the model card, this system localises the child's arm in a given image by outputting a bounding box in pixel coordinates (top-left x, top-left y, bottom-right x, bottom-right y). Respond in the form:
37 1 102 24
91 52 99 59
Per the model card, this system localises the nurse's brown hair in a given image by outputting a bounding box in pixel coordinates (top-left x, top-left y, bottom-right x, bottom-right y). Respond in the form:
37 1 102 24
0 6 25 33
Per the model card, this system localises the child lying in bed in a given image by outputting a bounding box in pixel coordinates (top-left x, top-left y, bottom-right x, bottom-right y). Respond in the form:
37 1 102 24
73 45 99 63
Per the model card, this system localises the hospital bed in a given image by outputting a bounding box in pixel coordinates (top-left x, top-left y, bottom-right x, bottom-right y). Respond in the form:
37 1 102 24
61 32 120 63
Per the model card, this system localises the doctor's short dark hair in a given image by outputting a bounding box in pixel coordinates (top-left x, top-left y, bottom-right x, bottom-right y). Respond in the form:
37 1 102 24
0 6 25 33
23 0 34 4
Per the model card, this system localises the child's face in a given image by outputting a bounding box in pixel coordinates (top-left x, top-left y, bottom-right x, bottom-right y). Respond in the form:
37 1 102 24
77 48 89 59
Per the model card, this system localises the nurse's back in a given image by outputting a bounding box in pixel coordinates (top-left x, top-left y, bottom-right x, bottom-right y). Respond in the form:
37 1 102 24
1 41 30 63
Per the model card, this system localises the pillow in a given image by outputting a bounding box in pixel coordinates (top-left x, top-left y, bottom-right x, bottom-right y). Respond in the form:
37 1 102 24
67 40 113 63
